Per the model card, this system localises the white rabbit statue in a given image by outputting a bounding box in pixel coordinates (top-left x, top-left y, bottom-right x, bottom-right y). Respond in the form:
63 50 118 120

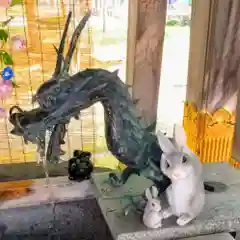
157 124 205 226
142 185 164 229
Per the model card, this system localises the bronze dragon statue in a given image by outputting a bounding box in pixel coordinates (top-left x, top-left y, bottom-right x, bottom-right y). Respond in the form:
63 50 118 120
9 11 213 194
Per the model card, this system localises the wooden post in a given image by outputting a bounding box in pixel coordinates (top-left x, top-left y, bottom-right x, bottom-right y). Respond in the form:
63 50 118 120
24 0 42 52
187 0 240 113
186 0 216 108
126 0 167 126
184 0 240 165
232 91 240 166
118 0 167 170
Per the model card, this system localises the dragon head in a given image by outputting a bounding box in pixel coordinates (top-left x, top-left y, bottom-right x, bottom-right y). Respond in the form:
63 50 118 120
9 106 48 144
32 11 91 111
9 105 67 163
9 11 91 162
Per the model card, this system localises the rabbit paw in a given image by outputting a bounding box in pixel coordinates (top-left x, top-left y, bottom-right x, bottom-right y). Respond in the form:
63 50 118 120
153 222 162 228
162 208 173 219
176 214 192 226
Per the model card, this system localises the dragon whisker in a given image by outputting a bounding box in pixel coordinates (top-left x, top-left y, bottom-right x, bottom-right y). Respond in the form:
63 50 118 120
15 114 24 132
9 105 24 115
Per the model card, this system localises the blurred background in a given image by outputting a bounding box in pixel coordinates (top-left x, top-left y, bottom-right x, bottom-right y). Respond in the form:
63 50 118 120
0 0 191 177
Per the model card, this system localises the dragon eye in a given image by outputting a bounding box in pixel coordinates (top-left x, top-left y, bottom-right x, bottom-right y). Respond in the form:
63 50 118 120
47 95 55 105
54 86 60 93
182 156 188 163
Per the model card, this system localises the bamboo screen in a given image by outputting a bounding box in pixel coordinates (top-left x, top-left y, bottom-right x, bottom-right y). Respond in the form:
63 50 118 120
0 0 128 170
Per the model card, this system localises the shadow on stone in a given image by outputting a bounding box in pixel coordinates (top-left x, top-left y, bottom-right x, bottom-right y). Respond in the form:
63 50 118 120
205 181 228 193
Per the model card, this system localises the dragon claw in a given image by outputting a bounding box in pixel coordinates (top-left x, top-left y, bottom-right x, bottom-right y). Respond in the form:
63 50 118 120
109 172 123 187
44 116 57 127
123 197 146 216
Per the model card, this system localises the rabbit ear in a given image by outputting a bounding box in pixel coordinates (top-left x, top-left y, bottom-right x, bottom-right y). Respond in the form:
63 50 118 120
151 186 159 198
183 146 202 165
145 187 152 200
157 130 175 153
173 124 187 150
182 146 203 175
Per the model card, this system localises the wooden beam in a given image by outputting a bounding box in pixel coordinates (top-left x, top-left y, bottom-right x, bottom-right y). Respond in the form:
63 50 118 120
125 0 139 95
24 0 42 52
184 0 240 165
232 90 240 163
186 0 240 113
186 0 215 106
126 0 167 126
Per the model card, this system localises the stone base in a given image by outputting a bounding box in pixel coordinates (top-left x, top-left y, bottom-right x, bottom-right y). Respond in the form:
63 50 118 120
92 163 240 240
0 177 112 240
182 233 234 240
1 164 239 240
229 158 240 169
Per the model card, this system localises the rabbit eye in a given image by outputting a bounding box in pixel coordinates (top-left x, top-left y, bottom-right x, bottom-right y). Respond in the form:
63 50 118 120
166 161 170 168
182 156 188 163
152 203 155 207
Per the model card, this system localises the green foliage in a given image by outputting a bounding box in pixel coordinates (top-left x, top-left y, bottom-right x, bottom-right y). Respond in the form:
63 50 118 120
1 17 14 27
0 17 14 66
11 0 23 7
166 19 179 26
0 29 8 42
0 50 13 65
165 32 168 39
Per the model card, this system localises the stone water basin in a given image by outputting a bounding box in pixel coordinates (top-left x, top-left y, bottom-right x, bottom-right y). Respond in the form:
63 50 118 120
0 177 112 240
1 163 239 240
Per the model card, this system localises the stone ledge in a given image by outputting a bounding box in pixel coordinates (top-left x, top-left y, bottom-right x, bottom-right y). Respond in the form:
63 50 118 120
0 177 112 239
0 177 94 210
1 198 112 240
92 163 240 240
1 163 239 239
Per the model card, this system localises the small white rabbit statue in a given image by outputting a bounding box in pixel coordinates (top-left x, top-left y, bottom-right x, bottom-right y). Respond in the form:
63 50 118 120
157 124 205 226
143 185 163 229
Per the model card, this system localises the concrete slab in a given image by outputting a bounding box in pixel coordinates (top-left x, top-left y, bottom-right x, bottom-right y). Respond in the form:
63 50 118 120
1 199 113 240
91 172 152 199
182 233 234 240
96 184 240 240
92 163 240 240
203 163 240 186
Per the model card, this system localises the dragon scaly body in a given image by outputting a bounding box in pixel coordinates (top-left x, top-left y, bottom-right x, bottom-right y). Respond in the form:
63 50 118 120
9 11 171 193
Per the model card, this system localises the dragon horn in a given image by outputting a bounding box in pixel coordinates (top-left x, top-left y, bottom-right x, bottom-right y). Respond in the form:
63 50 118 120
53 45 65 64
61 11 91 74
53 11 72 78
